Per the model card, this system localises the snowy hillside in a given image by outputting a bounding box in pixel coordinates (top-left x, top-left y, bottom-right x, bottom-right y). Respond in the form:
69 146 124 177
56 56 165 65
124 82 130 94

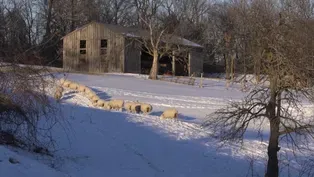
1 73 311 177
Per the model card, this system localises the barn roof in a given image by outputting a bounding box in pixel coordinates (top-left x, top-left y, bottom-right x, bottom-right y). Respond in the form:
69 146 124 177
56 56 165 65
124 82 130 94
62 21 203 48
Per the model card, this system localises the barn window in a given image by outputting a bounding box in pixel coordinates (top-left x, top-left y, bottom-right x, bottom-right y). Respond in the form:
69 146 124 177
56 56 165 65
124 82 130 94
80 40 86 48
80 40 86 54
100 39 108 55
80 50 86 54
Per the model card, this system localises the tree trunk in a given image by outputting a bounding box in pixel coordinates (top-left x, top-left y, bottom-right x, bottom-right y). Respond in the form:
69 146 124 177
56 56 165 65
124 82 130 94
45 0 53 39
149 49 158 80
254 50 261 83
224 32 231 81
265 79 280 177
225 53 231 80
231 52 236 81
266 118 280 177
70 0 75 31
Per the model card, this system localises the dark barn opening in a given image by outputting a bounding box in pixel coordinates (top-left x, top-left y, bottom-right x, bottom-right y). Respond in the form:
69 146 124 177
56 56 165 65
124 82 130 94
141 50 153 74
175 56 189 76
140 46 189 76
159 55 172 75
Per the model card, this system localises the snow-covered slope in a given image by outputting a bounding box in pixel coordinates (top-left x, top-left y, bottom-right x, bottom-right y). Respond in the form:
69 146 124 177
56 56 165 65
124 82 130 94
0 146 65 177
1 73 308 177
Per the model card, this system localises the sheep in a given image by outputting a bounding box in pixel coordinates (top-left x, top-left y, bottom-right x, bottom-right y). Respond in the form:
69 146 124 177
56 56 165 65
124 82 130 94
140 103 153 114
86 92 96 100
90 95 100 105
59 78 66 83
96 99 106 107
160 108 178 119
56 85 64 93
84 87 94 95
103 101 112 110
61 79 71 88
77 85 87 92
124 102 134 112
54 90 62 101
59 78 66 85
53 85 64 101
96 100 111 110
59 78 69 83
87 92 97 100
91 95 100 101
109 99 124 111
69 82 79 90
130 103 141 114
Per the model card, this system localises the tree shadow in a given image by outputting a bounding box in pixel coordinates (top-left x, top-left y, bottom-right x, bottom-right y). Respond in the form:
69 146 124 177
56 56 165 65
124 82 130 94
149 111 163 117
61 90 77 100
178 113 196 121
63 90 77 96
90 88 111 101
59 88 112 104
243 129 270 142
52 103 269 177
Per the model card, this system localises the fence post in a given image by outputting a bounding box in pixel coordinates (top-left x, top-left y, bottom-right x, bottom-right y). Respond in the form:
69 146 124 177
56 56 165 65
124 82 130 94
199 73 203 88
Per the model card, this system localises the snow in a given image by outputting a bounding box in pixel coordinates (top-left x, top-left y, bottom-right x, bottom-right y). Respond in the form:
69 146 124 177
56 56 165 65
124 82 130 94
0 146 65 177
122 32 141 38
1 72 312 177
177 37 204 48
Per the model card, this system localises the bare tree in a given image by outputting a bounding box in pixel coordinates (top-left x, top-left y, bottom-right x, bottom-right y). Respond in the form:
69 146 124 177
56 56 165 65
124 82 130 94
203 0 314 176
133 0 171 79
98 0 135 25
0 1 62 155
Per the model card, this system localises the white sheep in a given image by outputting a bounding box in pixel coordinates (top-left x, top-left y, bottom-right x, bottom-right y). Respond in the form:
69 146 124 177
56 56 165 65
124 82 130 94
103 101 112 110
59 78 66 85
97 100 112 110
69 82 79 90
61 79 71 88
130 103 141 113
96 99 106 107
84 87 94 95
59 78 66 83
140 103 153 114
124 102 134 112
109 100 124 111
56 85 64 93
87 92 97 100
77 85 87 92
90 95 100 105
160 108 178 119
54 90 62 101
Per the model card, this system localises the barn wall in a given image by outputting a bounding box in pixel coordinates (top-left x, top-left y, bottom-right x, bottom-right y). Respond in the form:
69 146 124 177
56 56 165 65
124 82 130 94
63 30 81 72
63 22 203 75
189 48 204 77
84 22 125 73
63 22 125 73
97 23 125 73
124 39 141 73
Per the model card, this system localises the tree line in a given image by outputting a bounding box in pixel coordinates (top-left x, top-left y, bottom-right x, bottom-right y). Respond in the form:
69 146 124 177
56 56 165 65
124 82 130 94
1 0 314 77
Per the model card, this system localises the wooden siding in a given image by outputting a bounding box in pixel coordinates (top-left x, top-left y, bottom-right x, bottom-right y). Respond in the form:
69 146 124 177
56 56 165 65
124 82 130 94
62 22 204 75
189 48 204 77
124 39 141 73
63 22 125 73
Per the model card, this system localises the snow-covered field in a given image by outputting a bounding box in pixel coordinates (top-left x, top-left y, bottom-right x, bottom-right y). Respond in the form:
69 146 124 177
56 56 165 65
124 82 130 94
1 73 313 177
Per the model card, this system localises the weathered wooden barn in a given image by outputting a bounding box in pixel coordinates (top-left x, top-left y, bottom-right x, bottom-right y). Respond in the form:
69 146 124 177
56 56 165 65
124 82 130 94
62 21 204 76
